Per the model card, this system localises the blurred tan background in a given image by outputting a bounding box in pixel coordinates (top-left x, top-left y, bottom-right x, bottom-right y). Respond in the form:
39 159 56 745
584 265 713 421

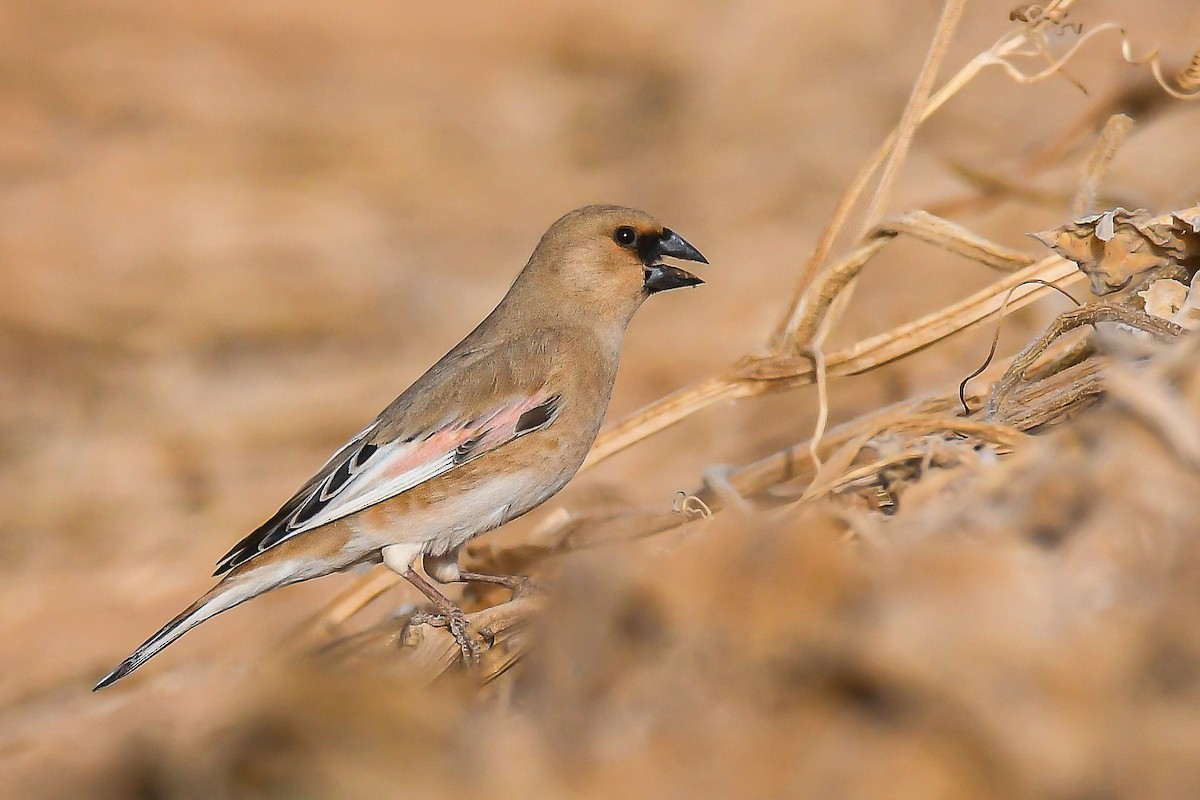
3 0 1200 796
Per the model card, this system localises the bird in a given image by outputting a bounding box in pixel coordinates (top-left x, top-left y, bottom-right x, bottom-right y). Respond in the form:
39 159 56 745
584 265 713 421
95 204 708 689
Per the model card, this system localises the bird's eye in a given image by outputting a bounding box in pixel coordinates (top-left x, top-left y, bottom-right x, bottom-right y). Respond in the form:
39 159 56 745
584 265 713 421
614 226 637 247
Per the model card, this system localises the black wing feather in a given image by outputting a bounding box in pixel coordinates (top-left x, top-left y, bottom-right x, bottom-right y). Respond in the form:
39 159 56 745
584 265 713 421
213 434 380 576
213 394 561 576
515 394 561 435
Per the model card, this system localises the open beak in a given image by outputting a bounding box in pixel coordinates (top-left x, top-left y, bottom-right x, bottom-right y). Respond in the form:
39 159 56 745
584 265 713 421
641 228 707 294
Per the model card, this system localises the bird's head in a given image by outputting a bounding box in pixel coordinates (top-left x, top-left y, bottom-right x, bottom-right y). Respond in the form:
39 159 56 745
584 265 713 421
516 205 708 323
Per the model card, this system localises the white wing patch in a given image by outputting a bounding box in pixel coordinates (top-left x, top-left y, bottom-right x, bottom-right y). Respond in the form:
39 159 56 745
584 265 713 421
213 392 563 573
291 440 458 533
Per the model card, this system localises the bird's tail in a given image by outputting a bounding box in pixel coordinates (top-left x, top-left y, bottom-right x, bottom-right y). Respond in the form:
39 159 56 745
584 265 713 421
93 575 267 690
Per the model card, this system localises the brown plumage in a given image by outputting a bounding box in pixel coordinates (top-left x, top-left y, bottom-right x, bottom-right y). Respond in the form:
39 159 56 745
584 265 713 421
95 204 707 689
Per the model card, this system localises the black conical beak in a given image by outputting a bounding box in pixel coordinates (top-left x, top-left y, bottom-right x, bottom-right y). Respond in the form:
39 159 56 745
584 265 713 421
637 228 708 267
655 228 707 264
641 228 707 294
644 264 704 293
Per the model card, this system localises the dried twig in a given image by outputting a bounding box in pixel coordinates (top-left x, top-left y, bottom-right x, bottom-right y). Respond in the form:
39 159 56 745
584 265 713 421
1070 114 1134 218
985 304 1183 420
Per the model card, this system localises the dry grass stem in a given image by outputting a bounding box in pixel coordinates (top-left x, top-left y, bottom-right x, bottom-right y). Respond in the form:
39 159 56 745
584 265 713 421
1103 361 1200 468
809 0 968 349
1070 113 1134 217
772 0 1082 349
292 569 403 646
806 345 829 470
856 0 967 239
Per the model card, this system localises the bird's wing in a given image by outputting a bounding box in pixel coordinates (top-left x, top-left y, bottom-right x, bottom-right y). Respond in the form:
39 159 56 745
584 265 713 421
214 334 562 575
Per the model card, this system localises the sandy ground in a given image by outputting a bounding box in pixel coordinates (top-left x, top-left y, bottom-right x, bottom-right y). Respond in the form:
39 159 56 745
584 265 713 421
3 1 1200 796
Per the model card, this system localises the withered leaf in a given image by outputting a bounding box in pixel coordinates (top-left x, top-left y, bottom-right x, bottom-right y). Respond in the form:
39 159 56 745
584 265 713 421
1137 278 1188 320
1032 206 1200 296
1172 270 1200 331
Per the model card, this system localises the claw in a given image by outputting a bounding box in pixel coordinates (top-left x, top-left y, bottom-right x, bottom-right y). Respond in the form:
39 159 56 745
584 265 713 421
406 609 483 664
447 612 484 664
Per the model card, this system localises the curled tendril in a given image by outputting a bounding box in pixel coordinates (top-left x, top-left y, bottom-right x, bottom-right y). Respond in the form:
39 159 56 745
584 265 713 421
958 280 1083 416
990 20 1200 101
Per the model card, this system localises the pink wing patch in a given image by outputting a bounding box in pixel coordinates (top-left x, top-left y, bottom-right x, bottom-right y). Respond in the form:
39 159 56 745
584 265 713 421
283 392 561 536
215 391 563 574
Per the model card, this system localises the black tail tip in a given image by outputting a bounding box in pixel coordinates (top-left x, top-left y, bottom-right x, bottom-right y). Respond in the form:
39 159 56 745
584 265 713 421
93 662 131 691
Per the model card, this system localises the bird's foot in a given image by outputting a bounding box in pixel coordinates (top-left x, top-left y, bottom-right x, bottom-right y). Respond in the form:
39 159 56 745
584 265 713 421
408 609 484 664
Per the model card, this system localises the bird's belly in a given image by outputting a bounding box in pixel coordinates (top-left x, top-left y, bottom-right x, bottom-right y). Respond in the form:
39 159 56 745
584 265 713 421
345 466 570 557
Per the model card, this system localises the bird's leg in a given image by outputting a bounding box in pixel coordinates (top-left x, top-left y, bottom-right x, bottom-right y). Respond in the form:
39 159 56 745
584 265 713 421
457 571 535 597
399 568 483 664
383 544 482 664
423 548 534 598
